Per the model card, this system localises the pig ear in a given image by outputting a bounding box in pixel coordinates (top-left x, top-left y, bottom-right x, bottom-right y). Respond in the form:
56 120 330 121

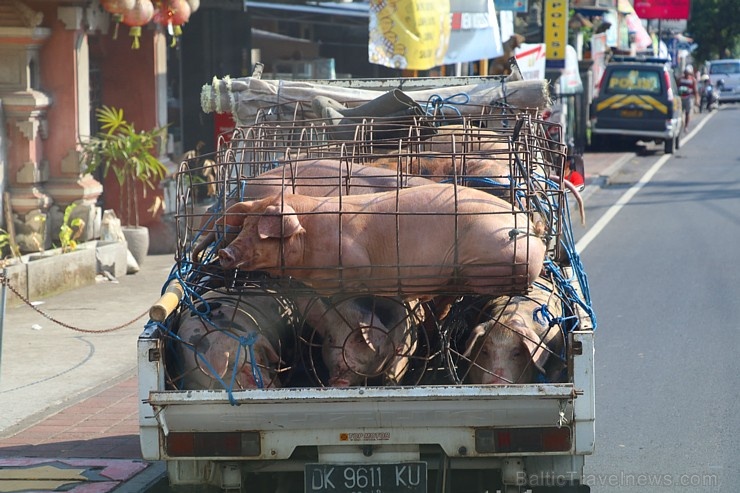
462 324 487 358
258 204 305 239
510 325 549 373
222 201 254 229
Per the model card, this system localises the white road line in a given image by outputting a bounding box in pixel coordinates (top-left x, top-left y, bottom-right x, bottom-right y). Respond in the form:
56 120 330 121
576 110 717 253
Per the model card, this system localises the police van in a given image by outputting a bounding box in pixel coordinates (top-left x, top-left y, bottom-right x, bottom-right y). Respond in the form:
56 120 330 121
590 56 683 154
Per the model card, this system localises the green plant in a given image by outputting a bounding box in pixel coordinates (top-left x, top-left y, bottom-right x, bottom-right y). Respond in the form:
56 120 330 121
81 106 169 227
59 203 85 253
0 227 21 260
0 227 9 259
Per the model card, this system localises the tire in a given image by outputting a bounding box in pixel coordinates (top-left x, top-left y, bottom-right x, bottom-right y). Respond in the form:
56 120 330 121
676 131 681 150
664 135 676 154
589 134 606 151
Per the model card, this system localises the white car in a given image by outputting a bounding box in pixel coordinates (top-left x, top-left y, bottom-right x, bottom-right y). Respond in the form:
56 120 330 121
707 59 740 104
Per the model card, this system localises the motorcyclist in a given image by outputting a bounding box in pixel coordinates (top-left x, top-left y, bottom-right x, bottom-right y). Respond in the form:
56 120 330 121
678 65 699 131
699 74 717 112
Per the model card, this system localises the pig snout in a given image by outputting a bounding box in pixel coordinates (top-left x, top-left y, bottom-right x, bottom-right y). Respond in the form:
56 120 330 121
218 246 239 269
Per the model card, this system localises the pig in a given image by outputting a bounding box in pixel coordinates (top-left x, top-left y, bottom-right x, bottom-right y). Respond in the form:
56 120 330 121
190 160 435 262
174 289 297 390
217 183 547 299
297 295 423 387
460 278 565 385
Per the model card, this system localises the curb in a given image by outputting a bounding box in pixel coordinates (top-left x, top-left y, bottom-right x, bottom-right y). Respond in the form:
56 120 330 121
581 152 635 203
115 461 168 493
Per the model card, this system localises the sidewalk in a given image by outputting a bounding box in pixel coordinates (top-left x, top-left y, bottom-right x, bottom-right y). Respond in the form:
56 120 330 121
0 150 632 492
0 253 175 492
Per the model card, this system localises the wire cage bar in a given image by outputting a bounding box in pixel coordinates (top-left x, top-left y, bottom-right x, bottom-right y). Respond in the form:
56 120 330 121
156 95 591 393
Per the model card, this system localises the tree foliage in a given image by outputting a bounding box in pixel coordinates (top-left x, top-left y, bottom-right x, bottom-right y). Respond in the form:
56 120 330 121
688 0 740 64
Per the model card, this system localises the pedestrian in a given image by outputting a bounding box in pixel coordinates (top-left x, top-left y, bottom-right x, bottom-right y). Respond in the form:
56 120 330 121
678 65 699 132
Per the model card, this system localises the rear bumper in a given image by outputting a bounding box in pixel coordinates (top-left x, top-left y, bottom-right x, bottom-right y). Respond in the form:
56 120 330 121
717 92 740 103
591 117 680 141
591 126 676 140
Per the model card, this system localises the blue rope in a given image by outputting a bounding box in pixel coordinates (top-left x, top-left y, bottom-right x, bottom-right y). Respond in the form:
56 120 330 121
424 93 470 120
533 303 552 326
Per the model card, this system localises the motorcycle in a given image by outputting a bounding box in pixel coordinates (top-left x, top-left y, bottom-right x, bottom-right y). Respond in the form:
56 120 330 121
700 80 719 112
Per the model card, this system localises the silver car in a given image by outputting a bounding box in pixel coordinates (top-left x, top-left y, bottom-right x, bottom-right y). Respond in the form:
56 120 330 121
708 59 740 104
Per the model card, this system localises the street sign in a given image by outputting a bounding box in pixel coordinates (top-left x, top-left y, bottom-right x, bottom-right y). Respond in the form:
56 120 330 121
544 0 568 69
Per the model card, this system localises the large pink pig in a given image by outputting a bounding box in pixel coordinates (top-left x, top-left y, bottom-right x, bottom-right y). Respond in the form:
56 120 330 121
174 290 296 390
191 160 435 262
217 183 546 299
298 295 423 387
461 279 565 384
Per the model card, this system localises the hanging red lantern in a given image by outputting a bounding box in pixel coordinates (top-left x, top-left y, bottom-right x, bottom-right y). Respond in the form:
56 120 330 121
153 0 191 46
122 0 155 49
100 0 136 39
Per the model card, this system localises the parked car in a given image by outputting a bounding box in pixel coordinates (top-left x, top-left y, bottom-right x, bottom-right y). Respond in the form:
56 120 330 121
707 58 740 104
590 56 683 154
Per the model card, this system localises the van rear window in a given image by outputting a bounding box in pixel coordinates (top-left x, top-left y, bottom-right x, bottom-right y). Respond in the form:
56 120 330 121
605 69 661 94
709 62 739 74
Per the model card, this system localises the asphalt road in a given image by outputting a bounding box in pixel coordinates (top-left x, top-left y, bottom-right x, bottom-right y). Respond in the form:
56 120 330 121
576 105 740 492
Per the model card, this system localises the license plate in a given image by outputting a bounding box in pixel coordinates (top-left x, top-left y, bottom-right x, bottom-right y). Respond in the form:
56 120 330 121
305 462 427 493
620 109 643 117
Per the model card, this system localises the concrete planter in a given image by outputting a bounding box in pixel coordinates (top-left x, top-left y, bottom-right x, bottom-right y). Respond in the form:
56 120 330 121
1 258 28 307
95 240 129 279
1 240 130 306
122 226 149 267
26 247 97 300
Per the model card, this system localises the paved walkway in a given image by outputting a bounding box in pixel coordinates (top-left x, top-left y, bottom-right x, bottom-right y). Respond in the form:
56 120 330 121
0 149 633 492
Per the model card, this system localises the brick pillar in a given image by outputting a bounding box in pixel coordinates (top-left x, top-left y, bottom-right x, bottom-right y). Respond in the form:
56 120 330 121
42 6 104 243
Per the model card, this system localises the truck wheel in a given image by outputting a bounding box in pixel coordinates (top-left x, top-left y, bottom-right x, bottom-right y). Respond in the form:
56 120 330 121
664 135 676 154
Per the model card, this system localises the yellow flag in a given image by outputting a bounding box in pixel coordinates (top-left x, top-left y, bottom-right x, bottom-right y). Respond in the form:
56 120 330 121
369 0 451 70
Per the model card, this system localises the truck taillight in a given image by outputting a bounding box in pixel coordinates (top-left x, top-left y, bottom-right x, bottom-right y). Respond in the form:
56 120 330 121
475 427 571 453
166 431 261 457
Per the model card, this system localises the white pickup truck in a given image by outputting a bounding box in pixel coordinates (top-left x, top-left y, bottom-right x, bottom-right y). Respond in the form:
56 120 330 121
138 76 596 493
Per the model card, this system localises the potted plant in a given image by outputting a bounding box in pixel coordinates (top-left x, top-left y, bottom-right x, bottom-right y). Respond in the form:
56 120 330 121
81 105 169 265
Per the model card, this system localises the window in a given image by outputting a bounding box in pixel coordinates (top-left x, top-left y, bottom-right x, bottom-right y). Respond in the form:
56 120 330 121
709 62 739 75
604 69 662 94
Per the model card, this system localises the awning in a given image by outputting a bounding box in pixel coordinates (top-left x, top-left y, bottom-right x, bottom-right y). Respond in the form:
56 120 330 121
244 1 370 18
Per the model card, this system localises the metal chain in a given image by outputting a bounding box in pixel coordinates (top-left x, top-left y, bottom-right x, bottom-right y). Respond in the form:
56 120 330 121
0 273 148 334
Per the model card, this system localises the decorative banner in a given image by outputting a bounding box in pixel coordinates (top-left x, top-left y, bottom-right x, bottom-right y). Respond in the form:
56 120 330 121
368 0 451 70
544 0 568 69
634 0 690 20
515 43 546 80
443 0 503 64
493 0 528 13
559 45 584 94
590 32 608 93
618 0 652 50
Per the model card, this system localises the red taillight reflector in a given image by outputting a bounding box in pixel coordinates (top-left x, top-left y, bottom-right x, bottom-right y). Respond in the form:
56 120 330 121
475 427 571 453
166 431 260 457
664 71 674 101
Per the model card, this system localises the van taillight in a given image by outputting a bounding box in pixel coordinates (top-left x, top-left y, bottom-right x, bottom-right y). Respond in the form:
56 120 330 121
664 71 674 101
475 427 571 453
166 431 261 457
